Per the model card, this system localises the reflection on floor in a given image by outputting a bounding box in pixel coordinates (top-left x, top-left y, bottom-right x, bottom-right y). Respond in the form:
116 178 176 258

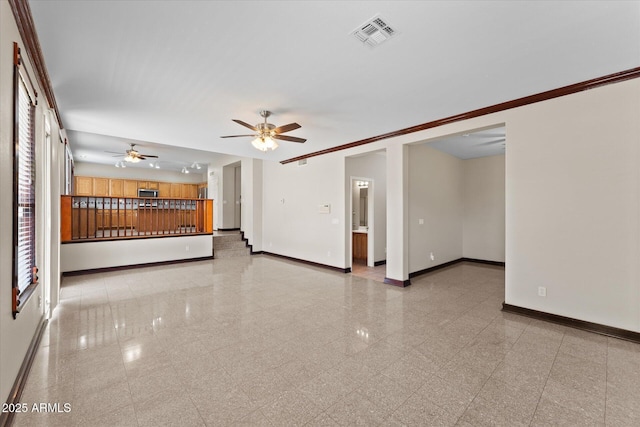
13 257 640 426
351 260 386 283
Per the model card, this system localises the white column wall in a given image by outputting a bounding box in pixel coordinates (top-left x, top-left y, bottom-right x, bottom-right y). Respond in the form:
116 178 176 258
385 144 409 282
241 158 263 251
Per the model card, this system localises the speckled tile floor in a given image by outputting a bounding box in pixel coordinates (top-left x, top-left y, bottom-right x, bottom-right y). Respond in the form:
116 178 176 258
12 257 640 426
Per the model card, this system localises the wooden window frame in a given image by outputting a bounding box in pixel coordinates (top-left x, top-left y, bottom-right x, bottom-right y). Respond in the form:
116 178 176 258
12 42 39 318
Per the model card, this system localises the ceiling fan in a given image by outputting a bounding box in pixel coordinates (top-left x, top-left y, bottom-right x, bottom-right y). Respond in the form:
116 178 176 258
106 144 158 163
221 110 306 151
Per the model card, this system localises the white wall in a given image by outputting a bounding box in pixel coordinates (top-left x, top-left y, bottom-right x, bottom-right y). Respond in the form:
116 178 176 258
0 0 64 403
241 158 263 251
463 155 505 262
346 151 387 264
505 79 640 331
74 162 206 183
408 145 463 272
263 155 345 268
60 235 212 272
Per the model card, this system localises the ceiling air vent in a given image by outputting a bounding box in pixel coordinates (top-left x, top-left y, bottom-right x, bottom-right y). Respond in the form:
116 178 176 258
351 14 398 47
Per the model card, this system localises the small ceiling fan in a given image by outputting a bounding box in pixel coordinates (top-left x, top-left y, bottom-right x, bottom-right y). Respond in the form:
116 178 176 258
221 110 306 151
106 144 158 163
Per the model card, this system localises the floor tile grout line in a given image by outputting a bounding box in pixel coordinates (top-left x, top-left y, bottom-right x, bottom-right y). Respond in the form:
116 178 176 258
527 330 565 426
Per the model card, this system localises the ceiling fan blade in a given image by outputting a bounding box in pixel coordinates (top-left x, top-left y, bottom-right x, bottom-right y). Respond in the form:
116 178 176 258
105 150 123 154
220 135 256 138
274 134 306 143
139 154 158 158
272 123 301 134
232 119 257 131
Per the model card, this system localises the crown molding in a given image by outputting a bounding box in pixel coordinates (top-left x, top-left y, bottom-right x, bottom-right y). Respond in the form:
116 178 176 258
9 0 63 129
281 66 640 164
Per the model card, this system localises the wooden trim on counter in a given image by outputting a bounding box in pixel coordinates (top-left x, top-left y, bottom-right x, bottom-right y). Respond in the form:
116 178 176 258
281 66 640 165
9 0 63 128
60 195 72 241
61 231 213 244
502 303 640 344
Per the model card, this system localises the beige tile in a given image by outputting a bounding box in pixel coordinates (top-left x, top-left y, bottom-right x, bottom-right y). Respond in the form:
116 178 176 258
460 378 540 426
237 368 293 406
325 391 389 426
357 373 411 415
298 368 359 410
17 260 628 426
541 378 605 421
71 378 133 422
274 358 325 388
390 391 447 426
306 411 341 426
605 399 640 427
417 374 476 418
260 389 322 426
74 403 138 427
531 398 605 427
548 352 606 397
133 388 205 426
232 409 273 426
189 386 258 425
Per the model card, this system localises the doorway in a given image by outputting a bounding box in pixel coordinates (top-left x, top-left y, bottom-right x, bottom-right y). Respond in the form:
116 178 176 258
351 178 373 266
221 161 242 229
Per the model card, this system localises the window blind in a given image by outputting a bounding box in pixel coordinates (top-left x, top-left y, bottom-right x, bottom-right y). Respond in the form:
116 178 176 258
16 76 36 294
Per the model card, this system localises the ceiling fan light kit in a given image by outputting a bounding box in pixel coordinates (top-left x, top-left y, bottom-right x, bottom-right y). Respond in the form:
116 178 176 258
221 110 306 152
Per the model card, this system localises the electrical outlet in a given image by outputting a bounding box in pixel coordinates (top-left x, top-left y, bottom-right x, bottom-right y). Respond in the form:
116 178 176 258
38 296 42 308
419 219 424 225
430 252 435 261
327 251 331 257
538 286 547 297
185 245 190 252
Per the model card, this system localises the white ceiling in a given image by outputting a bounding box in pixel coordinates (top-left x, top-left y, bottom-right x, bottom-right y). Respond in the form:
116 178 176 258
29 1 640 166
427 127 506 160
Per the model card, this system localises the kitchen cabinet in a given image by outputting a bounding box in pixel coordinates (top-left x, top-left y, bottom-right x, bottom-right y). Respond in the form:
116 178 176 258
352 232 368 262
137 181 158 190
93 178 109 196
158 182 170 198
123 180 138 197
170 183 182 198
109 179 124 197
74 176 93 196
73 176 209 200
182 183 197 199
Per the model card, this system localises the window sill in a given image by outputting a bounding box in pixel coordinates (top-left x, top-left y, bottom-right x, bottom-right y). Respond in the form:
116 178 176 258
13 282 39 319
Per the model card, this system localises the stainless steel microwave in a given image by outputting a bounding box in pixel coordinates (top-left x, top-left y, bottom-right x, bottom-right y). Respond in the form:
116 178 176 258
138 189 158 198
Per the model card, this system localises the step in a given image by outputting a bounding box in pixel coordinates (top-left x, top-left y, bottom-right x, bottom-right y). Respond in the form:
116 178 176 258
214 247 251 258
214 240 248 250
